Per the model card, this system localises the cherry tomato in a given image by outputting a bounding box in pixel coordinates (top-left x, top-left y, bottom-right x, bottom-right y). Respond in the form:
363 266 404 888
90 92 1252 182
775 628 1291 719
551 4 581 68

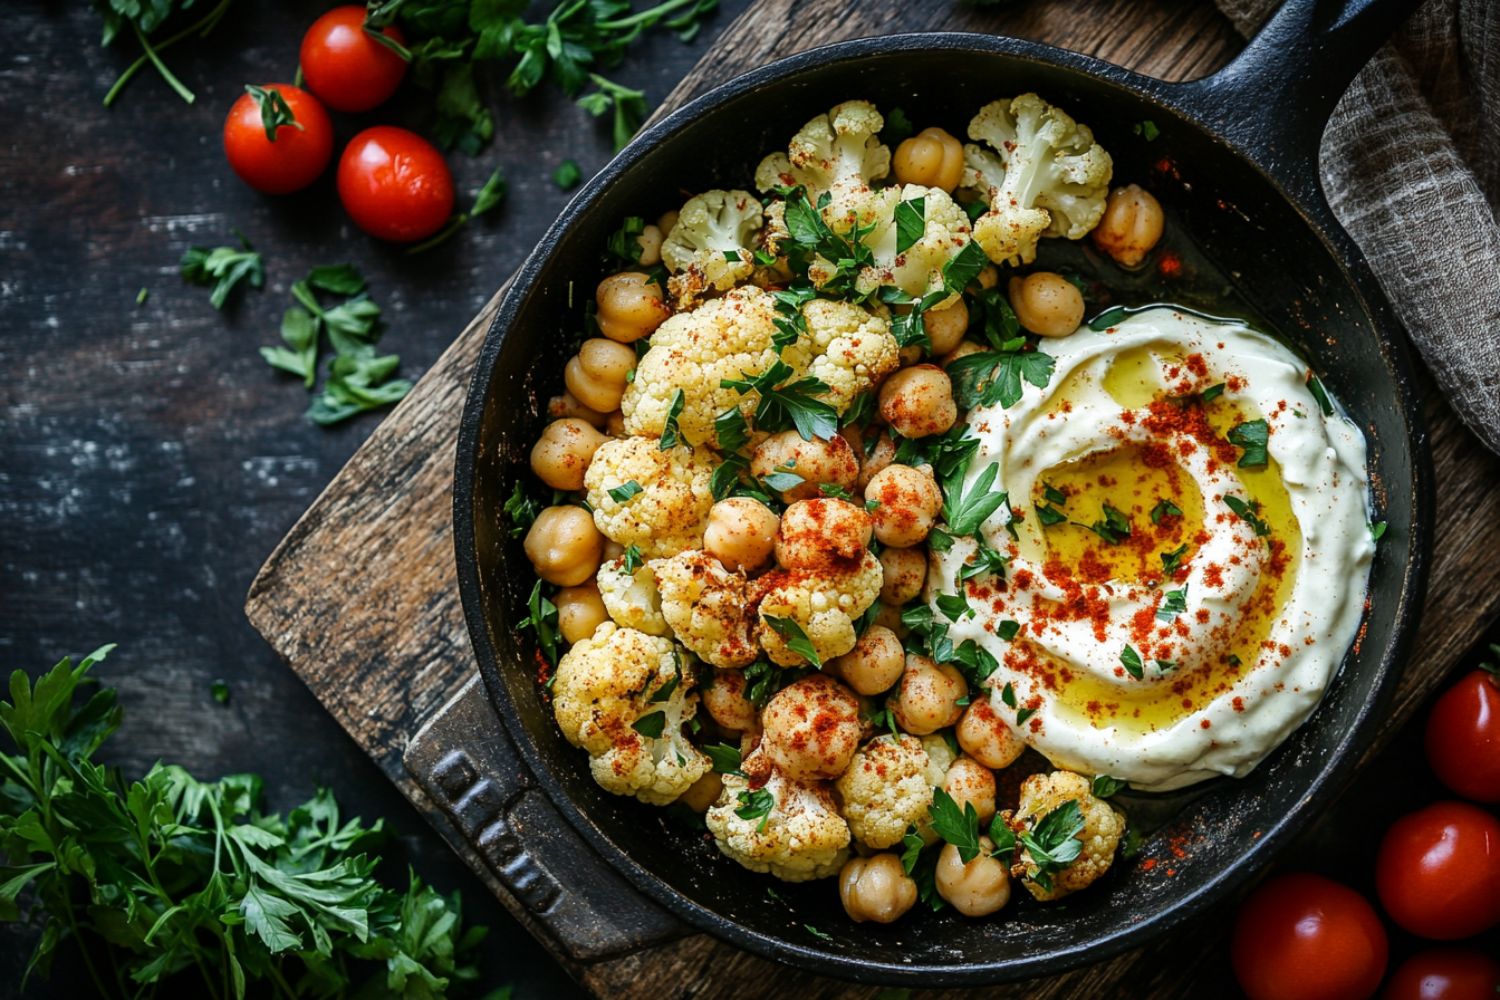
1425 667 1500 802
1231 872 1388 1000
336 127 455 243
299 6 408 113
1376 801 1500 939
1383 948 1500 1000
223 84 333 195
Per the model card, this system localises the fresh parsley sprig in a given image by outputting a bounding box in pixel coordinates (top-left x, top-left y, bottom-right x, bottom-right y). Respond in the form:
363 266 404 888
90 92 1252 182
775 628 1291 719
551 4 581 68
721 360 838 442
181 235 264 310
0 646 492 998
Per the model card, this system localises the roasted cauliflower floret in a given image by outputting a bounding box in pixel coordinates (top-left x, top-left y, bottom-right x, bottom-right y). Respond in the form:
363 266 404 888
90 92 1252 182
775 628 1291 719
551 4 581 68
551 623 710 805
707 754 851 881
661 189 763 307
652 549 759 668
596 555 670 636
856 184 974 305
1011 770 1124 901
583 437 719 558
621 286 813 447
801 298 900 414
962 93 1113 266
834 734 933 849
755 100 890 232
755 550 882 667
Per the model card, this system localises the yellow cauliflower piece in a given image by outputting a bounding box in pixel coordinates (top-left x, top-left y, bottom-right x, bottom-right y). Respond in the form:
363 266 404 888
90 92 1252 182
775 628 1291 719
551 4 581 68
706 754 850 881
621 286 813 447
596 555 670 636
834 734 932 849
801 298 899 414
583 437 718 558
551 623 710 805
652 550 759 668
755 551 882 667
1012 769 1124 901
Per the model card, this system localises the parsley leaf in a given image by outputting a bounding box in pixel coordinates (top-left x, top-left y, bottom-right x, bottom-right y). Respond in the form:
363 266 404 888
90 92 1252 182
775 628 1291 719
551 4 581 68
1092 775 1126 798
947 345 1056 409
715 405 750 452
622 543 644 573
763 615 822 667
1201 382 1226 403
704 743 745 776
1018 800 1086 891
894 197 925 255
1121 644 1144 680
721 360 838 441
659 389 687 450
181 236 264 309
1160 543 1189 577
632 710 667 738
936 591 974 622
1151 498 1184 524
1089 504 1132 545
608 480 644 504
1224 495 1272 536
502 483 541 538
735 788 775 831
1157 587 1188 623
1307 374 1334 416
928 787 982 863
553 158 583 189
942 463 1009 537
1228 419 1270 467
520 580 560 665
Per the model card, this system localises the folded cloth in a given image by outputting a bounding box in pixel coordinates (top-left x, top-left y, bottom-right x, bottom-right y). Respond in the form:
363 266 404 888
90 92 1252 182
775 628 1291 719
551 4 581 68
1216 0 1500 453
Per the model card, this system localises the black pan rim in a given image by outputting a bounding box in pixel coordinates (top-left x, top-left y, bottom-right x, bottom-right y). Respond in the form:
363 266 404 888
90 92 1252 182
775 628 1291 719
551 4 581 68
453 31 1433 986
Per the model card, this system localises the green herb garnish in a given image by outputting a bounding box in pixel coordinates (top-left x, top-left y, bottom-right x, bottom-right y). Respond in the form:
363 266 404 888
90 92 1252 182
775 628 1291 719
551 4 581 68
1228 419 1270 468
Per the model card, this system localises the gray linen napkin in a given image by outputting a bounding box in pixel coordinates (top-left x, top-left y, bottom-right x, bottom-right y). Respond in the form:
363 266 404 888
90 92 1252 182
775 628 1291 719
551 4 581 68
1216 0 1500 453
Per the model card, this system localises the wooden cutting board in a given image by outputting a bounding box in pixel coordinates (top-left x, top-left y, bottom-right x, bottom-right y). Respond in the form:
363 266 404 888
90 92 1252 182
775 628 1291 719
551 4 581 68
245 0 1500 995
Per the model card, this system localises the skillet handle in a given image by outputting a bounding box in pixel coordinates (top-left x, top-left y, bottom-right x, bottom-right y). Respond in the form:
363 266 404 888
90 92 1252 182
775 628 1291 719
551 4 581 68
1167 0 1419 204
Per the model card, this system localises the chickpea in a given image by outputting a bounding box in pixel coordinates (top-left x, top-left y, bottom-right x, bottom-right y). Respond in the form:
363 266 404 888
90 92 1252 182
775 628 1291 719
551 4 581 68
605 410 626 437
857 431 896 491
702 669 759 733
865 464 944 547
940 339 986 367
839 853 918 924
1092 183 1165 269
878 365 957 439
679 771 723 812
1009 272 1084 338
530 418 608 492
657 209 679 238
775 498 872 568
957 698 1026 770
750 429 859 502
602 539 625 562
564 338 637 412
704 497 779 572
523 506 603 586
547 391 609 428
635 224 664 267
762 674 862 781
878 546 928 605
892 127 965 192
975 264 1000 291
924 298 970 355
890 655 965 735
935 837 1011 917
897 342 923 368
829 625 905 696
944 757 997 824
595 272 670 343
554 581 608 645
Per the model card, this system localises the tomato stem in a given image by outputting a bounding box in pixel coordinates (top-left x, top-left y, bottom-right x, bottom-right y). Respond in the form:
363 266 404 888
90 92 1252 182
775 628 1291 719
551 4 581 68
102 0 233 108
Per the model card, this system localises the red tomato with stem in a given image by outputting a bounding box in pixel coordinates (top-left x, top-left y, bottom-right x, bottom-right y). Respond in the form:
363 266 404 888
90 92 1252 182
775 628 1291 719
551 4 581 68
223 84 333 194
1425 663 1500 802
1376 801 1500 939
336 126 455 243
299 6 408 113
1383 948 1500 1000
1231 872 1388 1000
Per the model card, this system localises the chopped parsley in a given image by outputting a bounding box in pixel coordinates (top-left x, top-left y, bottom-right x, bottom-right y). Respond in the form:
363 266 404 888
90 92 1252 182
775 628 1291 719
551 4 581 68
1120 644 1145 680
1088 305 1128 331
631 710 666 738
894 197 926 255
996 620 1021 641
503 482 541 538
607 480 644 504
658 389 687 450
941 463 1009 537
721 359 838 441
621 544 643 573
1134 119 1161 141
936 592 974 622
181 236 264 310
553 159 582 189
763 615 822 667
703 743 745 776
1092 775 1126 798
735 788 775 832
1150 498 1184 524
519 580 560 666
1089 504 1132 545
1157 587 1188 623
1160 543 1189 577
928 787 983 863
1307 374 1334 416
946 341 1056 409
1201 382 1226 403
1224 495 1271 536
1369 520 1388 541
1228 419 1270 468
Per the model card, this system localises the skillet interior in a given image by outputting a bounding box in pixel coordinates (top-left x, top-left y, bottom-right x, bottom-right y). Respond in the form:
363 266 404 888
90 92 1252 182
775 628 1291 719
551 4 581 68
455 35 1427 985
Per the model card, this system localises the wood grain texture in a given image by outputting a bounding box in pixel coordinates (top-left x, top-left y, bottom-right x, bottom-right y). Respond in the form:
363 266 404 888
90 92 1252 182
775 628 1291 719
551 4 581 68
245 0 1500 997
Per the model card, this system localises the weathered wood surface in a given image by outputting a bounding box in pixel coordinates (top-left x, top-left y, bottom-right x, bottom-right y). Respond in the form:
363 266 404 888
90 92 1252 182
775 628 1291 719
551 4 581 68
244 0 1500 997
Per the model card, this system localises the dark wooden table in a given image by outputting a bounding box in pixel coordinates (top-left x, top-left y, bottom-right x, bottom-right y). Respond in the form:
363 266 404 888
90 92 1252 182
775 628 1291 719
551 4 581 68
0 2 747 994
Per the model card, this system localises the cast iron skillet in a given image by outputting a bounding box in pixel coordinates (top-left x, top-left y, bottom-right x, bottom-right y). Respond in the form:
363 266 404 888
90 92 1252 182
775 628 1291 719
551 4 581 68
455 0 1432 985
